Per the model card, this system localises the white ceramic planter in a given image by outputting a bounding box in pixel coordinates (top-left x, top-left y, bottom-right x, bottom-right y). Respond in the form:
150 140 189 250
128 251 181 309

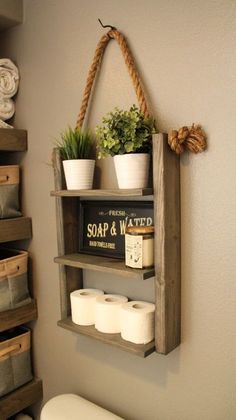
63 159 95 190
114 153 150 189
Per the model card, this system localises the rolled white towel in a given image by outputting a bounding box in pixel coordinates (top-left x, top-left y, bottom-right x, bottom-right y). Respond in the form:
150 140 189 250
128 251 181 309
15 414 33 420
0 118 13 128
0 97 15 120
0 58 19 98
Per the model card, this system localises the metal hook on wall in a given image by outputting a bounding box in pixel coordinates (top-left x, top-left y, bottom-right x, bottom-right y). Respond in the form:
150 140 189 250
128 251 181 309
98 18 116 31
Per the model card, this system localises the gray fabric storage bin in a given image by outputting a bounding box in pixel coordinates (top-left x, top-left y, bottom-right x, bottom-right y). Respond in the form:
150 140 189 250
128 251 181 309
0 165 21 218
0 249 32 312
0 327 33 397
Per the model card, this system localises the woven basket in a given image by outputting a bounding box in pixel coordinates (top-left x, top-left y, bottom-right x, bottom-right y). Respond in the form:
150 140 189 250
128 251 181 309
0 165 21 218
0 248 31 312
0 326 33 397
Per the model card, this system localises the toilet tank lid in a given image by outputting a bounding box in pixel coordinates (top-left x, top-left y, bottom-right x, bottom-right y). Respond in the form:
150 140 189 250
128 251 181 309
40 394 123 420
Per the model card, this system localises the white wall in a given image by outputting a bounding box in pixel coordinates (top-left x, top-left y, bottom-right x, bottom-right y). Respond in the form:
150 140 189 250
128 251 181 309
1 0 236 419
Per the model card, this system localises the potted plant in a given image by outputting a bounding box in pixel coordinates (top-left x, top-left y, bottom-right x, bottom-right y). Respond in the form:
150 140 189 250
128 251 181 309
96 105 155 189
56 126 95 190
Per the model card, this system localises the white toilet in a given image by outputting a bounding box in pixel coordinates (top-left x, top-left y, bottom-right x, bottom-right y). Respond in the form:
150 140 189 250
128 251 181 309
40 393 123 419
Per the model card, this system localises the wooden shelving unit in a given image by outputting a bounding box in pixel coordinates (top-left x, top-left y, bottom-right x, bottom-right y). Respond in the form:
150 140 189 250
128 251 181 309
51 188 153 198
0 217 32 242
52 133 180 357
58 318 155 357
0 129 43 418
0 128 27 151
0 378 43 419
55 254 155 280
0 300 37 332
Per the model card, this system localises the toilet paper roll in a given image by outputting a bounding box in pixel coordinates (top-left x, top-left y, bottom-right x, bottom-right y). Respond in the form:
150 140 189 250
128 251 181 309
120 301 155 344
70 288 104 326
95 294 128 333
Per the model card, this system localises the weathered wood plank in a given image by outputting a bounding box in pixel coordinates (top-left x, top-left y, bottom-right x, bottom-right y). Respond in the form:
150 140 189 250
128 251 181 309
0 217 32 242
153 133 181 354
52 149 82 318
0 300 37 332
0 378 43 419
0 128 27 151
55 253 155 280
51 188 153 197
58 318 155 358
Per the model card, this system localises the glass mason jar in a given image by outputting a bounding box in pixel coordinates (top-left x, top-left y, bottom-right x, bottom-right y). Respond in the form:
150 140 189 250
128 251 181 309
125 226 154 269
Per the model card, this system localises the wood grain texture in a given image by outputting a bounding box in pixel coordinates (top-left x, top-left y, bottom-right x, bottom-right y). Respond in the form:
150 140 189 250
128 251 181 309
51 188 153 197
0 128 43 416
0 378 43 419
153 133 181 354
0 129 27 152
0 300 37 332
0 165 19 185
0 217 32 243
55 253 155 280
52 135 181 356
58 318 155 358
52 149 82 318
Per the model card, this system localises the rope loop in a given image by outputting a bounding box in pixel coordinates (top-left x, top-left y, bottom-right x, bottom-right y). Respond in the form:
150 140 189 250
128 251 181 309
76 28 207 155
76 29 151 129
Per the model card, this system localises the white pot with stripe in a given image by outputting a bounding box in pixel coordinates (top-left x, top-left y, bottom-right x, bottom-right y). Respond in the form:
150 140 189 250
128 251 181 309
63 159 95 190
114 153 150 189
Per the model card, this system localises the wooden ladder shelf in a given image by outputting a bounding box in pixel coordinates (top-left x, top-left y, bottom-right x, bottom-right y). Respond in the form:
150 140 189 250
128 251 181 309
52 133 180 357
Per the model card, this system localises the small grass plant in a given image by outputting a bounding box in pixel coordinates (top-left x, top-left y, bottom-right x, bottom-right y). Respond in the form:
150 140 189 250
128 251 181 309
56 126 93 160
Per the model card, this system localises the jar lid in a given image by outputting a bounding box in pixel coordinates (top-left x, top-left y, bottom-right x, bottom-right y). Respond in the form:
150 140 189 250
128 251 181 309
125 226 154 234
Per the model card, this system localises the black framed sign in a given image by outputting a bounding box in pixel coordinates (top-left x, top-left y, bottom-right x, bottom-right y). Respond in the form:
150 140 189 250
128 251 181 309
79 200 154 258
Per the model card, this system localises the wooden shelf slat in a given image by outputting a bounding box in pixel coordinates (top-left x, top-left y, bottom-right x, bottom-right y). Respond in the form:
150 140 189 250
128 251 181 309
54 253 155 280
58 318 155 358
0 217 32 243
0 128 27 151
153 133 181 354
0 300 37 332
0 378 43 419
51 188 153 197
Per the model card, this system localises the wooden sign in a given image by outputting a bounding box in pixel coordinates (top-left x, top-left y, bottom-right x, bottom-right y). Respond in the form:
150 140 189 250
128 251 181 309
79 201 154 258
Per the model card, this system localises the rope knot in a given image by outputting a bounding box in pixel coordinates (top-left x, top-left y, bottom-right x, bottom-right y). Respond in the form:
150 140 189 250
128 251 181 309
168 124 207 155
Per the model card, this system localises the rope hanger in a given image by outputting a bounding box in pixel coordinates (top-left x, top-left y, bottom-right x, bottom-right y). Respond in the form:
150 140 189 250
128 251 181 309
76 20 150 129
76 20 207 155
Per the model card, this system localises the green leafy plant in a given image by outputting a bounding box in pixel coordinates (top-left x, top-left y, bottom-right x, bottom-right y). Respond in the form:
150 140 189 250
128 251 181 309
96 105 155 158
56 126 93 160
